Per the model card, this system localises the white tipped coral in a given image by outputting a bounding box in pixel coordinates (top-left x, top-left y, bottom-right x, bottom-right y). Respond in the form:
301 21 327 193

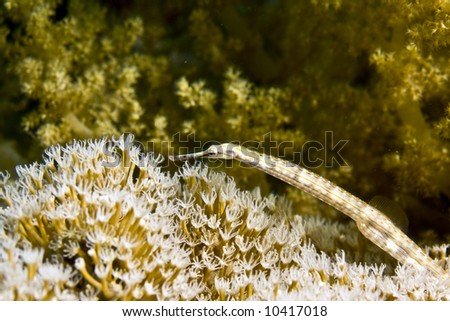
0 134 449 300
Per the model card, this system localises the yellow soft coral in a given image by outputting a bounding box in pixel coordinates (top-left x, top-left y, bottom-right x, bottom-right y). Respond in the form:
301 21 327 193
3 0 167 147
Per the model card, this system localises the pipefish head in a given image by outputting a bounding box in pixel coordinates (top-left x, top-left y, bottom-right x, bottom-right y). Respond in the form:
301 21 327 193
169 143 239 162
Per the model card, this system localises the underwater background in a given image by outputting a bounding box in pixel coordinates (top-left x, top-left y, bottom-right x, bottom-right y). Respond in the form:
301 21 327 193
1 0 450 300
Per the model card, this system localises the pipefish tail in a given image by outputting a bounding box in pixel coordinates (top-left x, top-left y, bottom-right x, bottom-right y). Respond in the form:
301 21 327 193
170 143 448 279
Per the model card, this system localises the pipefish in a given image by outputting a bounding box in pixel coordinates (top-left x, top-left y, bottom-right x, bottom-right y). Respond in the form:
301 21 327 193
170 143 447 279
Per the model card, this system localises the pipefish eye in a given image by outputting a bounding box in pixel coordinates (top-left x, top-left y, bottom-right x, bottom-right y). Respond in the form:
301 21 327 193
216 143 238 159
207 146 220 157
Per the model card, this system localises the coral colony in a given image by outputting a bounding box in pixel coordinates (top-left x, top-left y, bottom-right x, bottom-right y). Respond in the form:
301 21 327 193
2 1 450 300
0 135 449 300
